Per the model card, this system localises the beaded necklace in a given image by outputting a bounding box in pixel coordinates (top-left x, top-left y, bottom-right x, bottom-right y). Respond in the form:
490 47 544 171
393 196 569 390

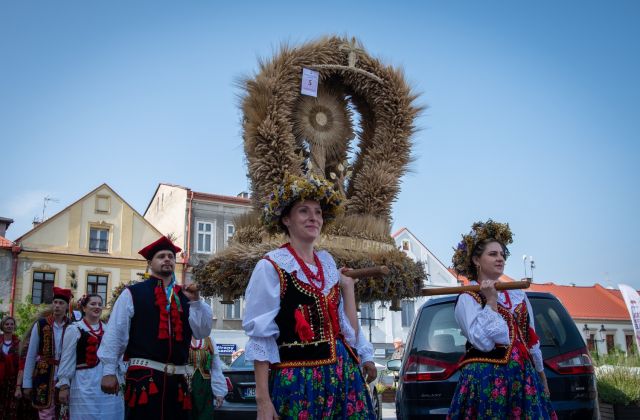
82 319 104 337
284 243 325 291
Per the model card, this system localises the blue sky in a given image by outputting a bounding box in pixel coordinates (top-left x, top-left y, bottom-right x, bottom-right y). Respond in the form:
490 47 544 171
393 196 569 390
1 1 639 288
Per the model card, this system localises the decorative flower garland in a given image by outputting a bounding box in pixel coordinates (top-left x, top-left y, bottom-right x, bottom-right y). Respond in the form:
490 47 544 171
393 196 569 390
452 219 513 280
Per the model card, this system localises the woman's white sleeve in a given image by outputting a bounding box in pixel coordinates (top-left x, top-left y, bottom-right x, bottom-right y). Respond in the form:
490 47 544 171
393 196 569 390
455 293 510 352
242 259 281 363
208 337 228 398
56 326 80 387
338 297 374 363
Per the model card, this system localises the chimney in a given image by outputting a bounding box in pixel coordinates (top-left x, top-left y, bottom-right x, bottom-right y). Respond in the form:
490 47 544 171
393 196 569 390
32 217 41 229
0 217 13 237
237 191 250 199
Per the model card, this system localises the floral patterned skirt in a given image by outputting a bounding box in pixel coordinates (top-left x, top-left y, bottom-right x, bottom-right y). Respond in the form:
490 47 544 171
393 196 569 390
448 346 557 420
271 340 375 419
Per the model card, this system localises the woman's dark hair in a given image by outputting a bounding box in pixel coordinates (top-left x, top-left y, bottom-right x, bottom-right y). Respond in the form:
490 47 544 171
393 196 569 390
277 202 296 236
80 294 103 316
467 239 509 280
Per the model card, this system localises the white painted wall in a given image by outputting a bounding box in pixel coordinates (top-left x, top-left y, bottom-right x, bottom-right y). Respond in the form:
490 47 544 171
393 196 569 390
144 184 188 251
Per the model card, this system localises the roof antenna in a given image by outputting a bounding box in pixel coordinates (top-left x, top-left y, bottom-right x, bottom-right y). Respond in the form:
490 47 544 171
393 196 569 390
41 196 59 222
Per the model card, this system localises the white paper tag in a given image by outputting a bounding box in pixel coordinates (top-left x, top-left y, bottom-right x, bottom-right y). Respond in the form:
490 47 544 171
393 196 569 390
301 68 319 97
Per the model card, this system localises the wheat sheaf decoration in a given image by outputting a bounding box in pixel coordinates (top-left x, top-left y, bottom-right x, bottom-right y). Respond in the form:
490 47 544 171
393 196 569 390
195 35 426 304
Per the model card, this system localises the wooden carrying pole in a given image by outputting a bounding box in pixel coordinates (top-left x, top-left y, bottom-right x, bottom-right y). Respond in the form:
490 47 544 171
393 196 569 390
421 280 531 296
344 266 390 279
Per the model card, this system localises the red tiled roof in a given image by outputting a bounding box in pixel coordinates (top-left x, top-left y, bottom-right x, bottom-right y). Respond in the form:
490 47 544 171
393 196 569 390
0 235 13 248
446 268 516 285
528 282 631 321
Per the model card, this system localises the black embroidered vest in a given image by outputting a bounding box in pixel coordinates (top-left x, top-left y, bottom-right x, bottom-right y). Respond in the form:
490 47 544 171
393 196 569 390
458 291 532 367
125 277 192 365
32 316 69 409
76 324 102 370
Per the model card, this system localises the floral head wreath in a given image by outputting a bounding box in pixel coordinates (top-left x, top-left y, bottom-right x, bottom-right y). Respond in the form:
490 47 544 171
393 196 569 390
452 219 513 279
261 172 344 234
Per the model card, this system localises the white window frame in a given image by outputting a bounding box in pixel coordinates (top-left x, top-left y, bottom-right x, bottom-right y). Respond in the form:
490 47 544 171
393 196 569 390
224 298 242 319
401 300 415 327
196 220 215 254
225 222 235 246
89 227 110 253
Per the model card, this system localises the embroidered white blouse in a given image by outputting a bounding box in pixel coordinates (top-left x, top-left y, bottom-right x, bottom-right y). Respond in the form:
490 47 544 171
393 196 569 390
242 247 374 365
455 286 544 372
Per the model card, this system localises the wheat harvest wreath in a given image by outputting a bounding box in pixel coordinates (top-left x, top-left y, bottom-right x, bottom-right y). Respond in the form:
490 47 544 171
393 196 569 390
194 35 427 308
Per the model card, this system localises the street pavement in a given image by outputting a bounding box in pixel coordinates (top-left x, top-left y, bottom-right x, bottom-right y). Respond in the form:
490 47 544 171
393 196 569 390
381 402 396 420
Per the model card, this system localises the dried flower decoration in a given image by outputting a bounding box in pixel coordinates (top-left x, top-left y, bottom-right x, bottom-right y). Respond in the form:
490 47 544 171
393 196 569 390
452 219 513 280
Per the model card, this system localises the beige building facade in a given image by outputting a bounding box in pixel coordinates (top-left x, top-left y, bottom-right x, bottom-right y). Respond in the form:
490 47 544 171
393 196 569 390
13 184 170 307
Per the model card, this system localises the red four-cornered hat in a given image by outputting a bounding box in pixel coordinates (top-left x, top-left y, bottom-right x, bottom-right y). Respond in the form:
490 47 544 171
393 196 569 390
138 236 182 261
53 287 72 303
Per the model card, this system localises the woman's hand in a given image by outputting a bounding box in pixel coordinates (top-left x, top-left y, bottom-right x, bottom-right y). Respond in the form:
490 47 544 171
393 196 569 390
539 370 550 397
362 361 378 383
339 268 357 291
256 396 279 420
214 395 224 408
479 279 499 310
14 386 22 399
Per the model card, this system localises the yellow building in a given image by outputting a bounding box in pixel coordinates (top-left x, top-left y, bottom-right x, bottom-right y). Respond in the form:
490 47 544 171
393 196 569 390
13 184 176 306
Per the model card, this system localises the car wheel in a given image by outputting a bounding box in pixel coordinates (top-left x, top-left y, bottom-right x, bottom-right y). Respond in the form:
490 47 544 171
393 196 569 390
372 389 382 419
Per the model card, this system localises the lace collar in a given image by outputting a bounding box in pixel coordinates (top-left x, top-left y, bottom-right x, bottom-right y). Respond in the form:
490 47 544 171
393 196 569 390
266 247 340 293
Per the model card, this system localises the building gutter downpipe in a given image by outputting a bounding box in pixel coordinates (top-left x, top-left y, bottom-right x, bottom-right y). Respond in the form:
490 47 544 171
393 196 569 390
9 243 22 316
183 190 194 284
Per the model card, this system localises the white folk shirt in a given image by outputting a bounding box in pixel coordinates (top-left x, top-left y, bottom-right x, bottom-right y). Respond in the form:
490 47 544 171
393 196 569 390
56 320 124 420
242 247 374 365
97 289 213 376
455 286 544 372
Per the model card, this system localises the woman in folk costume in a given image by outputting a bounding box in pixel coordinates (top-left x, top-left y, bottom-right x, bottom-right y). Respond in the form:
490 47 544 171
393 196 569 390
98 236 213 420
0 316 21 419
56 294 124 419
243 172 378 420
188 335 227 419
447 220 556 419
23 287 73 420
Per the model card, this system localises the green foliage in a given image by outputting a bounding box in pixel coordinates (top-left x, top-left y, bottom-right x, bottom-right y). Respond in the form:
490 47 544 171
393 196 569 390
597 367 640 406
14 297 45 338
591 349 640 367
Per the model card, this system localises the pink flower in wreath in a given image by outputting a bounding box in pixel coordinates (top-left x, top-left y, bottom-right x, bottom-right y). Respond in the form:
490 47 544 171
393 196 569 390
299 410 309 420
347 403 355 416
356 400 364 412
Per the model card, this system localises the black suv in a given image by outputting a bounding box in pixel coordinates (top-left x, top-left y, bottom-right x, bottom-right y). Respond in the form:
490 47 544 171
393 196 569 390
390 292 597 419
